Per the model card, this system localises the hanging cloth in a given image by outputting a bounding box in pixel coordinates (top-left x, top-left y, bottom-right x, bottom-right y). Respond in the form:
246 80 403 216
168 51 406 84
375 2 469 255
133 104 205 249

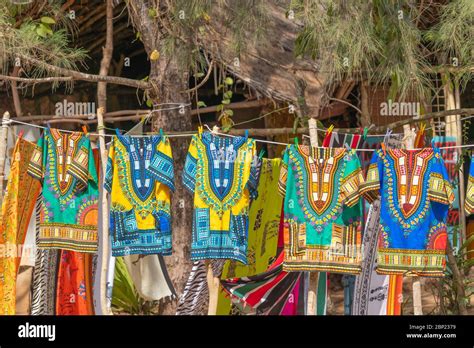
123 254 176 302
216 158 282 315
0 137 41 314
27 128 99 253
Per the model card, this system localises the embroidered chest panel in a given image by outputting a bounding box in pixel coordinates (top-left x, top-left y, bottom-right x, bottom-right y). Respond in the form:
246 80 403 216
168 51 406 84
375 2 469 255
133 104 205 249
288 146 349 225
113 135 170 216
382 149 434 228
194 133 255 216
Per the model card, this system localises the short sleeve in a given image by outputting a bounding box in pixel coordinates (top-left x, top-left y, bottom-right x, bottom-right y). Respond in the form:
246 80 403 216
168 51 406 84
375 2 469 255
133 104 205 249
104 139 115 193
278 146 290 197
465 156 474 215
27 134 46 181
246 144 261 201
360 150 382 204
341 151 365 207
68 138 96 191
428 151 455 206
148 136 175 192
182 135 198 194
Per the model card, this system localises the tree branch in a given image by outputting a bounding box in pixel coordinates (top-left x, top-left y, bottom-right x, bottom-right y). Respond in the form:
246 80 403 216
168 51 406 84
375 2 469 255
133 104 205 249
18 56 151 90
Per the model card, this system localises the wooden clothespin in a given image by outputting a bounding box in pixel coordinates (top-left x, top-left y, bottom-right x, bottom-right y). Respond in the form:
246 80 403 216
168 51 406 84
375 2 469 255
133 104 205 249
294 137 299 146
159 128 164 137
115 128 121 137
46 122 51 131
244 129 249 139
198 125 203 138
18 129 24 139
82 125 88 135
258 149 265 159
212 125 219 134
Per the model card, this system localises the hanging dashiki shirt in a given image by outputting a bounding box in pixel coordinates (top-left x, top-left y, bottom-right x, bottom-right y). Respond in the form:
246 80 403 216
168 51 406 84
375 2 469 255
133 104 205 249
360 148 455 277
104 134 175 257
465 155 474 215
278 145 364 274
27 128 99 253
182 132 258 264
0 137 41 315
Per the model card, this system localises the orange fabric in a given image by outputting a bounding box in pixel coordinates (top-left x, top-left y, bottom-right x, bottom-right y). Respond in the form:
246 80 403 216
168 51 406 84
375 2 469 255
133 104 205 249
56 148 99 315
56 250 94 315
0 138 41 314
386 275 403 315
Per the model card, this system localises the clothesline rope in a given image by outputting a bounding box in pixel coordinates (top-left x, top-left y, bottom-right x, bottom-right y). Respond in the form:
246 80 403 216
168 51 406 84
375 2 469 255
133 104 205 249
3 118 473 152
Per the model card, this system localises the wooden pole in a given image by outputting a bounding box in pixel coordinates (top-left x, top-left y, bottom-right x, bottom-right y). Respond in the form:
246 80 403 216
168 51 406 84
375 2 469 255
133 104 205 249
97 107 112 315
0 111 11 202
307 115 321 315
403 125 423 316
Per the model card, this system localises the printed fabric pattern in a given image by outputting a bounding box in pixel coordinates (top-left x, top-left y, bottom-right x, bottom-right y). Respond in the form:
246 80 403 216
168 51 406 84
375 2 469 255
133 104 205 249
105 134 175 256
182 132 257 264
360 148 455 277
465 155 474 215
27 128 99 253
278 145 365 274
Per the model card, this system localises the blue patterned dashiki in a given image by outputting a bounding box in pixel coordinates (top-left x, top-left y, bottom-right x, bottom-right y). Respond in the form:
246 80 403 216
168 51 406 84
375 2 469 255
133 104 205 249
361 148 455 277
182 132 258 264
104 134 175 256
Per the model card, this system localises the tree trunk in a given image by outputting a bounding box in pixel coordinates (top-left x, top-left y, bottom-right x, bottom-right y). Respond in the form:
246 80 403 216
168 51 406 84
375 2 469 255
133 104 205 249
149 57 193 315
126 1 193 314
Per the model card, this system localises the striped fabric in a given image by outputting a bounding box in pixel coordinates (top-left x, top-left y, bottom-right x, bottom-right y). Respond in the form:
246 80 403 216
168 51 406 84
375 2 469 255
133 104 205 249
220 252 303 315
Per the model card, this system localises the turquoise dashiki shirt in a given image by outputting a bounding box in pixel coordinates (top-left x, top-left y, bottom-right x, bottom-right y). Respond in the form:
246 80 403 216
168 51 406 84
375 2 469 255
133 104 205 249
278 145 365 274
182 132 258 264
27 128 99 253
104 134 175 256
361 148 455 277
465 155 474 215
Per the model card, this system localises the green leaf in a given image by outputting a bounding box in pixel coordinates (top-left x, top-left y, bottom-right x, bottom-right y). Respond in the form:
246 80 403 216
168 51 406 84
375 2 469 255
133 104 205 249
216 104 224 112
148 9 157 18
194 72 205 78
146 99 153 108
36 24 52 38
197 101 207 108
224 91 233 99
224 77 234 85
40 16 56 25
221 99 230 105
224 109 234 116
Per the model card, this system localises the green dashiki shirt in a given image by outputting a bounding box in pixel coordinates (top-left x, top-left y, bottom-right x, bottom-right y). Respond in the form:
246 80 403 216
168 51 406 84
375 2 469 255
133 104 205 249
28 128 99 253
278 145 364 274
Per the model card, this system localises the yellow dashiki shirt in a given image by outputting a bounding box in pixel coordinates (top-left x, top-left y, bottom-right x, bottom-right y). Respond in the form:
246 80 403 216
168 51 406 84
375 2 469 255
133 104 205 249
278 145 364 274
182 132 258 264
360 148 455 277
28 128 99 253
105 134 175 256
465 155 474 215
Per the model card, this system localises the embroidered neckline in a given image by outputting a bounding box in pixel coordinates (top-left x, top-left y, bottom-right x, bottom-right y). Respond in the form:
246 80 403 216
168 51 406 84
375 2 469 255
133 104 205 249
48 128 83 197
194 134 254 217
288 145 349 227
114 135 165 217
387 148 433 219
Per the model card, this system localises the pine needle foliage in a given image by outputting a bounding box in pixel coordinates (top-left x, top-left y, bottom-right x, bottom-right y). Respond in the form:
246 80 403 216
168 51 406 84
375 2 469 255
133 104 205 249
0 0 87 90
291 0 474 102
